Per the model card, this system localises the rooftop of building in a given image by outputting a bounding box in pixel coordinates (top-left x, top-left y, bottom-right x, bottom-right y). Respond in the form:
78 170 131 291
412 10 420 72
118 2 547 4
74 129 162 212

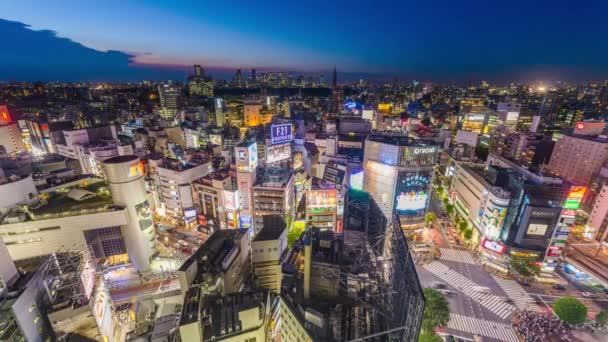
253 218 286 242
201 291 267 341
461 164 511 198
104 155 138 164
157 157 211 172
255 167 293 188
178 228 248 276
366 133 436 147
1 181 121 225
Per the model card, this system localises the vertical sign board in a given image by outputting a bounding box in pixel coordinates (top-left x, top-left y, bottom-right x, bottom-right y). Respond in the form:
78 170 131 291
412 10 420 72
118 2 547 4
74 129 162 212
542 186 586 272
271 123 293 145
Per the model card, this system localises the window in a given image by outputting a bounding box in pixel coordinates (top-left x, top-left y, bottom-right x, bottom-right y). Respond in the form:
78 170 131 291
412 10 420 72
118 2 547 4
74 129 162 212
244 338 256 342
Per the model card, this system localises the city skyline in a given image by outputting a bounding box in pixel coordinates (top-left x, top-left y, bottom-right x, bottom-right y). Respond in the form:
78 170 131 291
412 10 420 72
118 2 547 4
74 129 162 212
2 0 608 82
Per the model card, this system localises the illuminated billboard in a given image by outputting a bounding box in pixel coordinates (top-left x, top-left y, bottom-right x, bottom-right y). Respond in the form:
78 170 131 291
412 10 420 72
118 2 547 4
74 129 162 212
266 143 292 164
306 190 337 207
482 238 506 254
236 143 258 172
0 105 11 124
223 190 239 211
378 103 391 112
350 170 364 191
527 223 548 236
271 123 293 145
209 134 222 146
293 151 304 170
568 186 587 200
394 171 431 216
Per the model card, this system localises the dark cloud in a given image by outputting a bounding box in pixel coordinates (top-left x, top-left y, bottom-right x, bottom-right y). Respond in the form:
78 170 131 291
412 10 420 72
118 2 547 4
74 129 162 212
0 19 188 82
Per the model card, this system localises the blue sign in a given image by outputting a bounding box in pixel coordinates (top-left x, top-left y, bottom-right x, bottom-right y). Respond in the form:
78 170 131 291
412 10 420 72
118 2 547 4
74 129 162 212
271 123 293 145
239 215 252 229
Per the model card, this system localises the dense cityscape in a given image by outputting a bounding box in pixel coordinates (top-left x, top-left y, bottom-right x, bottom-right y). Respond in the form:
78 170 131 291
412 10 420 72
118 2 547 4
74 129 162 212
2 1 608 341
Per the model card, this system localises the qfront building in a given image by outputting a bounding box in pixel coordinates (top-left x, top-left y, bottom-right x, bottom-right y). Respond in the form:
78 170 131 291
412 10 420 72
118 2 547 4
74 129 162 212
363 134 438 229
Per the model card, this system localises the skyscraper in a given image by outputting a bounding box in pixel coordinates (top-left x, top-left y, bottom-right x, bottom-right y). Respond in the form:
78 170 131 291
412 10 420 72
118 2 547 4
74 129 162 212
233 68 243 88
158 82 181 120
193 64 203 77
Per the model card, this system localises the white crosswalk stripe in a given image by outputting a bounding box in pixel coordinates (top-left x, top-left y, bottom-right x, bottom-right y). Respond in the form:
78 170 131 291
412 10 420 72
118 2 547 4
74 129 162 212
447 313 519 342
439 248 477 264
492 276 542 312
424 261 515 319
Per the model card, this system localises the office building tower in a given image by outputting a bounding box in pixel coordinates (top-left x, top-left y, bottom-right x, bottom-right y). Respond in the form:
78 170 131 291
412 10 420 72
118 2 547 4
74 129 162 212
194 64 203 77
158 83 181 120
0 105 26 155
252 216 287 293
252 167 294 233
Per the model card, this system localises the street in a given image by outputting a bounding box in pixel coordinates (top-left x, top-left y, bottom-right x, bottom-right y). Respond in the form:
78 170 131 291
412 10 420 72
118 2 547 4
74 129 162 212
415 194 608 341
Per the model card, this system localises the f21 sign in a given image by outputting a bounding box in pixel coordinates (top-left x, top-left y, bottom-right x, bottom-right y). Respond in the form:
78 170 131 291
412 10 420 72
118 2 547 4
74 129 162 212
271 123 293 144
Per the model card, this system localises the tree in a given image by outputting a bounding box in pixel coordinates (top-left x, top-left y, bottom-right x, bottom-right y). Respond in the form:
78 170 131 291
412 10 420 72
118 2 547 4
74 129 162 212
422 288 450 332
436 185 444 196
595 310 608 328
418 331 443 342
553 297 588 325
425 212 437 226
509 257 541 278
445 204 455 216
459 221 468 232
463 229 473 240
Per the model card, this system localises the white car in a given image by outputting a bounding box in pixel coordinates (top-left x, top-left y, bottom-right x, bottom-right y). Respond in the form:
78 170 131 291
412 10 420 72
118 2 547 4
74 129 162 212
581 292 596 298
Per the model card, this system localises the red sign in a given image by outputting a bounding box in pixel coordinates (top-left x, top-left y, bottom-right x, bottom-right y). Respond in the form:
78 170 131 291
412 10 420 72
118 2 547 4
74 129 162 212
197 214 207 226
0 105 11 124
482 238 506 254
561 209 577 217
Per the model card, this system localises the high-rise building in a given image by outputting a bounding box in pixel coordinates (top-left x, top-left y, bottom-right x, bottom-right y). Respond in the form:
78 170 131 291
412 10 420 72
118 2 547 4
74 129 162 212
363 134 438 229
233 68 243 88
244 99 262 127
546 122 608 185
0 105 26 155
158 83 182 120
252 167 294 233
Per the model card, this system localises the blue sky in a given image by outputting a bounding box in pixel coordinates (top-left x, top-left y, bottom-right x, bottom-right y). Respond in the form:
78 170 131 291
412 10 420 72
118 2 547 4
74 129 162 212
1 0 607 82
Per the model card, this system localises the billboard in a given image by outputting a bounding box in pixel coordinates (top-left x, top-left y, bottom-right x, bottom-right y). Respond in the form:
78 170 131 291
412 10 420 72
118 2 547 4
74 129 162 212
362 109 374 120
293 151 304 170
323 165 346 187
271 123 293 144
455 130 479 147
482 238 506 254
394 171 430 215
266 143 292 164
349 170 364 191
235 143 258 172
239 215 252 229
378 103 391 112
223 190 239 211
527 223 548 236
306 190 337 208
134 200 153 231
0 105 11 124
209 134 222 146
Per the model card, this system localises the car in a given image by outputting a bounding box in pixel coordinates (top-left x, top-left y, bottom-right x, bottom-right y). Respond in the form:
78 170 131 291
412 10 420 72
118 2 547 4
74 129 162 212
581 292 596 298
553 284 566 290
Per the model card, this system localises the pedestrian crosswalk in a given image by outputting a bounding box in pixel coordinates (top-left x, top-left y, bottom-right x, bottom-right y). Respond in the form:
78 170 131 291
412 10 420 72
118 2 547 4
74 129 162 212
424 261 515 319
447 313 519 342
439 248 477 264
492 276 542 312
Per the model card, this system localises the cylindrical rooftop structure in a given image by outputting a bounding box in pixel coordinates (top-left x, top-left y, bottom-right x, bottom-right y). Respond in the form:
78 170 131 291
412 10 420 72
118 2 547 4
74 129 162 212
103 155 155 272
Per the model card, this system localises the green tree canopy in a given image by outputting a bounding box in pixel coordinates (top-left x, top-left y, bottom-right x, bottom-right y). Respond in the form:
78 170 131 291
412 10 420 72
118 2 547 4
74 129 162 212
458 221 468 232
425 212 437 226
445 204 455 216
418 330 443 342
509 257 541 278
463 229 473 240
595 310 608 328
422 288 450 332
553 297 588 325
436 186 444 195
